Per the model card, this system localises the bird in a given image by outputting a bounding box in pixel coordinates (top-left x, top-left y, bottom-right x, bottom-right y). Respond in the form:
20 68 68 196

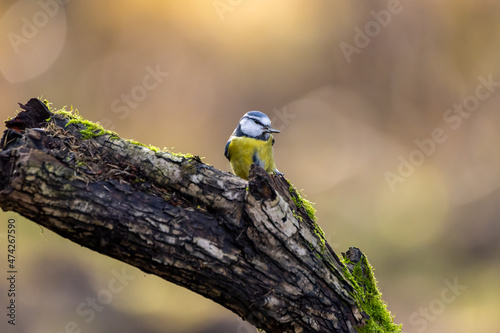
224 111 281 180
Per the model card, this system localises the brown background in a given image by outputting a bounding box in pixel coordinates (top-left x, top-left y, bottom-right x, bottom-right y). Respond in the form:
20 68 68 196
1 1 499 332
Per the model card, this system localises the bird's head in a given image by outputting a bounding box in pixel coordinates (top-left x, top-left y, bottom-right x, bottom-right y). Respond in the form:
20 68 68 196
237 111 280 140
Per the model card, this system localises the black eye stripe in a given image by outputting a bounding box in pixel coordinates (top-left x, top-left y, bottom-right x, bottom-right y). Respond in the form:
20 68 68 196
251 118 264 126
243 115 269 127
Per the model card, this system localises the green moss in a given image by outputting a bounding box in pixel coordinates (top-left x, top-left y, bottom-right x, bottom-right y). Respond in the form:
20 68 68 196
292 210 303 222
312 223 326 252
286 180 327 252
341 256 402 333
287 180 317 222
169 150 196 159
46 100 203 161
127 140 201 160
68 116 118 140
40 98 51 110
168 148 203 161
127 139 162 153
50 104 118 140
132 178 145 184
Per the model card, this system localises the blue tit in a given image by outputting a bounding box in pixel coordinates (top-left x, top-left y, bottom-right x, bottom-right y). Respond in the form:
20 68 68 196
224 111 281 180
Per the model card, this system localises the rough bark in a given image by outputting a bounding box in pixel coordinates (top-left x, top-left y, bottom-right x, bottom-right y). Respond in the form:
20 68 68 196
0 99 399 333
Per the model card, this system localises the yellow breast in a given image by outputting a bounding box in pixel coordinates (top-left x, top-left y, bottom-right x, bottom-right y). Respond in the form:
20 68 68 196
226 135 276 180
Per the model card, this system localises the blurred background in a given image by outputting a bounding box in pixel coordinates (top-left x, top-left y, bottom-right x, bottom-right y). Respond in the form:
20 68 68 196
1 0 500 332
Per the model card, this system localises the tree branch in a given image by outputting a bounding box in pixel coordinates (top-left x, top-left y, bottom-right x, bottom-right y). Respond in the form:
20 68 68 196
0 99 401 333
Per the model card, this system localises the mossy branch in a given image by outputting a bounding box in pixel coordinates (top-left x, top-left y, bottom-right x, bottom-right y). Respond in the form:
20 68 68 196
0 98 401 333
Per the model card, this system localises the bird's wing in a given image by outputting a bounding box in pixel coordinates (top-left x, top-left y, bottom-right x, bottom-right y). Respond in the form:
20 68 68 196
224 140 231 160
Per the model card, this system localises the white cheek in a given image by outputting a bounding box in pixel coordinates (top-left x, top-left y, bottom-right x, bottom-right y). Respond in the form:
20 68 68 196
241 121 261 137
